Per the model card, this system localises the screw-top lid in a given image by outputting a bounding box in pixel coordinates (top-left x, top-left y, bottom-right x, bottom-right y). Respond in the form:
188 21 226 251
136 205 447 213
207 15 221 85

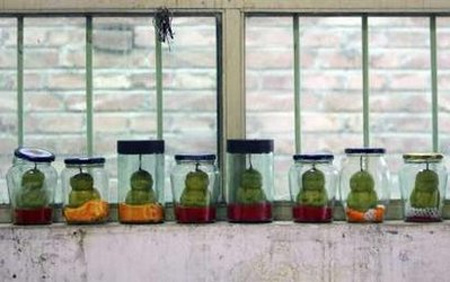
293 153 334 161
344 148 386 154
117 140 165 154
174 153 216 161
64 157 106 165
14 147 55 163
403 153 443 163
227 139 274 154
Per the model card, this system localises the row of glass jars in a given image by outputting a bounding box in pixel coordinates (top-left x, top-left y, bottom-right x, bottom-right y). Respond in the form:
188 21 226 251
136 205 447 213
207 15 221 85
6 140 448 225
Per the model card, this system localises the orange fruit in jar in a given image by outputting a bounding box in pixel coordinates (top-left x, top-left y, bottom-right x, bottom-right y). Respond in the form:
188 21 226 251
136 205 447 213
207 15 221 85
119 203 164 223
64 200 109 223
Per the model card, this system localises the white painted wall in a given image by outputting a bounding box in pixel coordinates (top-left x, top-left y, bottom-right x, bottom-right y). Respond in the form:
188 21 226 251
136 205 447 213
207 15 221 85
0 222 449 282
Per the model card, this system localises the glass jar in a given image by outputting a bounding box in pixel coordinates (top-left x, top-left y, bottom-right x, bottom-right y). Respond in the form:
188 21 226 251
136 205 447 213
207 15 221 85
117 140 165 224
170 154 219 223
6 147 57 225
61 157 109 224
339 148 390 223
399 153 447 222
226 139 274 223
289 154 338 223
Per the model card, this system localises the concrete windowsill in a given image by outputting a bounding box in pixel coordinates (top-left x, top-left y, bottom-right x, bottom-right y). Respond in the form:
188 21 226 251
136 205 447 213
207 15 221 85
1 221 450 281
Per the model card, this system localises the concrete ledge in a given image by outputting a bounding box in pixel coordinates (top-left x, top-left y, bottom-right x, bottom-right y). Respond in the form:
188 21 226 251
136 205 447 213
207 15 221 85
0 222 449 281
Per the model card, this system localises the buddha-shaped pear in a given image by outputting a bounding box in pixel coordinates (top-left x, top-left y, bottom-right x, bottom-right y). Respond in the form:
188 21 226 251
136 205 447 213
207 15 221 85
125 169 156 205
410 169 439 209
16 168 48 208
347 170 378 212
68 172 101 207
236 167 267 204
297 167 328 207
180 168 211 207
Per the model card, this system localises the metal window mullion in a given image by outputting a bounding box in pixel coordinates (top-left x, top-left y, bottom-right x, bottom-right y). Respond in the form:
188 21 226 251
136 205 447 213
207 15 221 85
362 15 370 147
86 16 94 156
154 24 163 140
430 15 439 152
223 9 246 140
293 15 301 154
17 16 24 147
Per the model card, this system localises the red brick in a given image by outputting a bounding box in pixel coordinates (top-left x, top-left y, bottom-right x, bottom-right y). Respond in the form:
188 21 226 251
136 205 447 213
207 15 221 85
94 93 149 111
129 113 157 133
165 91 215 112
247 50 293 69
24 49 59 68
94 114 128 132
94 29 133 52
25 92 63 111
48 73 85 89
94 73 131 89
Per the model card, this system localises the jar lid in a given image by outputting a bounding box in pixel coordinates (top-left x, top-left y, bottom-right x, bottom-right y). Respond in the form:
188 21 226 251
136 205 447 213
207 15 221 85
14 147 55 163
64 157 106 165
117 140 164 154
227 139 274 154
293 153 334 161
344 148 386 154
174 153 216 161
403 153 443 162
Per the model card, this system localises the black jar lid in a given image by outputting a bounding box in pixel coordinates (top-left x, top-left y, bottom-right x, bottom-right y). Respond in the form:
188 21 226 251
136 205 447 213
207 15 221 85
293 153 334 161
174 153 216 161
344 148 386 154
64 157 106 165
117 140 165 154
14 147 55 163
227 139 274 154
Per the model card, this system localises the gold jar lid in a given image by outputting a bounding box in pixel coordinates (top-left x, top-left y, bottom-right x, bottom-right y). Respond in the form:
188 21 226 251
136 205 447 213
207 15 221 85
403 153 444 162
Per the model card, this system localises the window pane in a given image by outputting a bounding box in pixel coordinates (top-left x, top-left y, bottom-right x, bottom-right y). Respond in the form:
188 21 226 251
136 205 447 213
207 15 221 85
369 17 431 198
93 17 156 202
0 18 17 203
438 17 450 197
163 17 217 202
246 17 293 200
300 17 363 201
23 18 86 203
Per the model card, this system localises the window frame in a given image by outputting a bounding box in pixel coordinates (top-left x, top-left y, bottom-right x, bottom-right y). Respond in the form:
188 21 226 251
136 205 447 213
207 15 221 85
1 0 450 222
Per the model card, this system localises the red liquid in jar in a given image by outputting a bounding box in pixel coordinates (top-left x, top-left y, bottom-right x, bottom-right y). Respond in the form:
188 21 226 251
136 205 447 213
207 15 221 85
405 216 441 222
14 207 52 225
227 203 272 222
292 205 332 223
175 206 216 223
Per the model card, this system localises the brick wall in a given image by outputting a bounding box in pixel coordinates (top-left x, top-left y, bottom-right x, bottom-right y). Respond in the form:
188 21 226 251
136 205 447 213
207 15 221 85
0 16 449 203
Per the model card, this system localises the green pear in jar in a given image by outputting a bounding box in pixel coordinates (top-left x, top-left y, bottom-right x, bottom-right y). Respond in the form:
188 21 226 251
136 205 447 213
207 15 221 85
16 167 48 209
297 167 327 207
180 164 211 207
68 169 101 207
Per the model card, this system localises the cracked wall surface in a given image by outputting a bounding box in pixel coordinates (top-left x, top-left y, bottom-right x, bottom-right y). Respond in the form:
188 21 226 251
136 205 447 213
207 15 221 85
0 222 449 282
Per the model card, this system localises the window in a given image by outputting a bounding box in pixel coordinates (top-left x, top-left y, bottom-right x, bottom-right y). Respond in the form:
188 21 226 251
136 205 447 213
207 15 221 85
0 1 449 220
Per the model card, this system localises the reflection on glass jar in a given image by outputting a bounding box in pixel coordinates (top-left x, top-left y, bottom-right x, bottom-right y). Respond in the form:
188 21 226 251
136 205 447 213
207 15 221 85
6 147 57 225
399 153 447 222
339 148 390 223
170 154 219 223
226 139 274 223
62 157 109 224
289 154 338 223
117 140 165 224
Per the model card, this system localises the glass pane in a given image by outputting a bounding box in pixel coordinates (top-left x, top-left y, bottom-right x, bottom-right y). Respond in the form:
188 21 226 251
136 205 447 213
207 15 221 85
300 17 363 200
246 17 293 200
23 18 86 203
0 18 17 203
438 17 450 198
93 17 156 202
369 17 431 198
163 17 218 202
